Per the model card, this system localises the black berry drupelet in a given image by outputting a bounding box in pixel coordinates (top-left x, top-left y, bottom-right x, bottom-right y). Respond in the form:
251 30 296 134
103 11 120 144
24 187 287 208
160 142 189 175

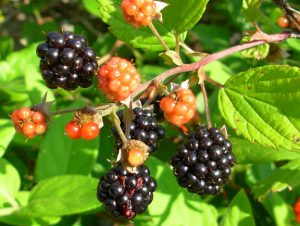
171 125 235 195
36 31 98 90
141 95 164 121
97 165 156 219
113 108 165 153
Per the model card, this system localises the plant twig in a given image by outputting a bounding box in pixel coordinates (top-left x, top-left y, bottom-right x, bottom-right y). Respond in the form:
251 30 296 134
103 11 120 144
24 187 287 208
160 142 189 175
49 107 80 116
199 71 212 129
149 23 170 51
97 40 124 66
132 31 295 99
175 32 180 54
204 76 224 88
111 110 127 144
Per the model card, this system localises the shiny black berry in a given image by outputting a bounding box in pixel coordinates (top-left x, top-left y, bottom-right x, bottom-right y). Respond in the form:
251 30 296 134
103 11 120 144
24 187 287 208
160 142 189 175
171 125 235 195
113 108 165 153
36 31 98 90
97 165 156 219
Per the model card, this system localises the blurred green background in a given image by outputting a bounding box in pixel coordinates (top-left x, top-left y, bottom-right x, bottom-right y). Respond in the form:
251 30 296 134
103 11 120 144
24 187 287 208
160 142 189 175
1 0 300 225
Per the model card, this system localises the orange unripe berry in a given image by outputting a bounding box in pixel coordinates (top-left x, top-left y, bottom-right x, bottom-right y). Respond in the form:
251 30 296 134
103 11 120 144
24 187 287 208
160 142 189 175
277 16 290 28
127 148 146 167
23 122 36 138
35 123 47 135
17 107 32 120
32 112 45 124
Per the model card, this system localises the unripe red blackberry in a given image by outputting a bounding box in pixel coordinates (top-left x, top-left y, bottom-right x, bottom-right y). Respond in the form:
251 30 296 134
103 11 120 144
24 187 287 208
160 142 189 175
97 165 156 219
171 125 235 195
113 108 165 153
36 31 98 90
121 0 157 28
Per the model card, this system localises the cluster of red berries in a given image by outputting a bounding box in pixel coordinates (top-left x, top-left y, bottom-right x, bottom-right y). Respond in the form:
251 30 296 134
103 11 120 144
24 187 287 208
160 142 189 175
121 0 157 28
98 57 141 102
11 107 47 138
65 110 100 140
160 88 196 126
294 198 300 223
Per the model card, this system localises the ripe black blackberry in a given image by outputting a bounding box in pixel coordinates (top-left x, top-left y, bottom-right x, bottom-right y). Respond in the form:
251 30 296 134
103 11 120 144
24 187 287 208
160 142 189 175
97 165 156 219
36 31 98 90
171 125 235 195
113 108 165 153
141 95 164 121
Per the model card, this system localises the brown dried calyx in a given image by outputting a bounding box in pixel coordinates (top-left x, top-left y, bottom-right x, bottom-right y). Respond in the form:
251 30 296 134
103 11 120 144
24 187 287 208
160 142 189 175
73 107 103 128
120 140 149 173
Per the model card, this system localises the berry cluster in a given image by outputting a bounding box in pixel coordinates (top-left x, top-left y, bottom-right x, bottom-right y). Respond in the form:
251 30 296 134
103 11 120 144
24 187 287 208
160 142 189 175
98 57 141 102
113 108 165 153
36 31 98 90
97 165 156 219
121 0 157 28
294 198 300 223
11 107 47 138
171 126 235 195
65 110 100 140
160 89 196 126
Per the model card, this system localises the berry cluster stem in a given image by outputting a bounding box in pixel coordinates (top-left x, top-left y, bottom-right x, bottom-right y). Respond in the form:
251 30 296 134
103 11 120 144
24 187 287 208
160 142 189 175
199 71 212 129
111 110 127 144
149 23 170 51
49 107 81 116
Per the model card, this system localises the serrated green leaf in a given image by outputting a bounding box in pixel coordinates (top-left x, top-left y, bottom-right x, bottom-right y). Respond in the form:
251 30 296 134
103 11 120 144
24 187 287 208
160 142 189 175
163 0 209 33
97 0 181 51
35 101 99 181
148 157 218 226
221 190 255 226
21 175 101 217
0 120 15 158
242 0 261 21
0 159 20 207
232 138 300 164
240 36 269 60
218 65 300 151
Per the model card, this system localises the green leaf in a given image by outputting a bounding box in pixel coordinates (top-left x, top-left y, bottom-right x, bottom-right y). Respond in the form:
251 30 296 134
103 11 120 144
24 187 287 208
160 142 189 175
97 0 181 51
253 168 300 199
218 65 300 151
262 193 294 226
82 0 99 17
0 36 14 60
232 138 300 164
0 120 16 158
240 36 269 60
0 159 20 207
21 175 101 217
163 0 209 33
221 190 255 226
0 192 60 226
242 0 261 21
147 157 218 226
35 102 99 181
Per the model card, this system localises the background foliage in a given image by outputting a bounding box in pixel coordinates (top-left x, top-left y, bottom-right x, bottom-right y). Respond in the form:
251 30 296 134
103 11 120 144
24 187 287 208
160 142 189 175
0 0 300 225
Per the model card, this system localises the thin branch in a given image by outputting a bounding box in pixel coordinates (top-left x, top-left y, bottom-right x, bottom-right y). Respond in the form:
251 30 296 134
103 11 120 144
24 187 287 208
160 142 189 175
49 107 80 116
199 72 212 129
132 31 295 99
111 110 127 144
97 40 124 66
204 76 224 88
149 23 170 51
175 32 180 54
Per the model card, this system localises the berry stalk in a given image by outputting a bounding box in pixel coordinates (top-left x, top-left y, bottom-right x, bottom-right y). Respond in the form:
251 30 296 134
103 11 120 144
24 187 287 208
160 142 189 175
200 74 212 129
149 23 170 51
112 110 128 144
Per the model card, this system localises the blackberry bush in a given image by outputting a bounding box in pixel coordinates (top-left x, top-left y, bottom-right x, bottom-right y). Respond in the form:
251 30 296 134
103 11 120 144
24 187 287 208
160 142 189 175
36 31 98 90
113 108 165 153
97 165 156 219
171 125 235 195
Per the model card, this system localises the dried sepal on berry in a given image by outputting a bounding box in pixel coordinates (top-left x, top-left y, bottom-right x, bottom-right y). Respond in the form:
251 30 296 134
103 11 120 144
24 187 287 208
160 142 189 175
121 139 149 172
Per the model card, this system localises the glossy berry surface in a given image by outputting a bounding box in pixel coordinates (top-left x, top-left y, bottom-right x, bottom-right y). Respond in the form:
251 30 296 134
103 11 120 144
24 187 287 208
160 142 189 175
277 16 290 28
97 57 141 102
113 108 165 153
294 198 300 223
36 31 98 90
11 108 47 138
141 95 164 121
97 165 156 219
171 125 235 195
65 120 99 140
121 0 157 28
160 89 196 126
